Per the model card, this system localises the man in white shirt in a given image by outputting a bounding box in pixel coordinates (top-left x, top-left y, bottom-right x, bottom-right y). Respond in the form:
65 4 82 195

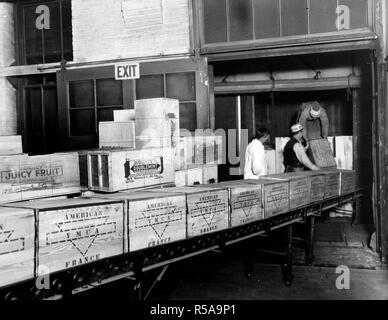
244 128 271 179
283 123 319 172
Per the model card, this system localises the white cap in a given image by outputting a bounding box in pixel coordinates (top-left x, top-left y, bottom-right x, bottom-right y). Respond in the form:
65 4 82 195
291 123 303 134
309 102 321 118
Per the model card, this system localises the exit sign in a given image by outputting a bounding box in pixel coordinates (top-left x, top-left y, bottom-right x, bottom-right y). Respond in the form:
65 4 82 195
115 63 140 80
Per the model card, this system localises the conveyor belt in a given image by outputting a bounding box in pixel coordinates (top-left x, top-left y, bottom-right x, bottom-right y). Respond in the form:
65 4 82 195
0 189 363 300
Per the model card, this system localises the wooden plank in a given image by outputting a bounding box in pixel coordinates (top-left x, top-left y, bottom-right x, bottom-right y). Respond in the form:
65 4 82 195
265 149 276 174
307 138 337 168
265 173 310 210
0 207 35 287
99 121 135 149
87 148 174 192
150 186 229 237
92 191 187 252
6 198 125 274
334 136 353 169
242 179 289 218
275 137 290 174
217 181 263 227
0 152 80 203
113 110 135 122
0 135 23 155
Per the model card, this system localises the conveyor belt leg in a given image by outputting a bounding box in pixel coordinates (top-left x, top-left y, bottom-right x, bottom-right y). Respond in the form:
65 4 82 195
282 225 294 287
305 216 315 265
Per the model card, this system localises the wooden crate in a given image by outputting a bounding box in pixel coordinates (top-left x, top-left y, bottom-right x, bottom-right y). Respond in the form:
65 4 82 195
301 171 326 202
265 149 276 175
135 118 179 149
321 170 341 198
135 98 179 120
0 206 35 287
216 182 263 227
99 121 135 149
92 191 186 252
0 135 23 155
5 198 125 274
151 186 229 237
0 152 80 204
186 167 203 185
307 139 337 168
265 173 311 209
87 148 174 192
174 170 186 187
243 179 289 218
114 109 135 122
203 164 218 184
338 169 356 195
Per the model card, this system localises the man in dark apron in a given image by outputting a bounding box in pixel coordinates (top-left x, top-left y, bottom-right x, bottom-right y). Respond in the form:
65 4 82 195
283 123 319 172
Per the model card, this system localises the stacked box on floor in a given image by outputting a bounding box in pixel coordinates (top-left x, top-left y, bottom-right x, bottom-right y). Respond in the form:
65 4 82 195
202 164 218 184
0 152 80 203
4 198 125 274
149 186 229 237
201 182 263 227
99 121 136 149
0 135 23 155
0 206 35 287
91 191 186 251
87 148 174 192
265 173 311 210
135 98 179 149
243 179 289 218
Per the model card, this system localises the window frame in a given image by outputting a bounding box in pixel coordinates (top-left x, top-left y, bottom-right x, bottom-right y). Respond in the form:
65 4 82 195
15 0 73 65
194 0 375 54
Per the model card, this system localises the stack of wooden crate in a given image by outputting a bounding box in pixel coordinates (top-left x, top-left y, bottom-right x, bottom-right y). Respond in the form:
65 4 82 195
174 134 223 187
0 135 81 204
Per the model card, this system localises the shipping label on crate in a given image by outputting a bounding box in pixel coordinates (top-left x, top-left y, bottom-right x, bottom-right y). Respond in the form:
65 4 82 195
0 207 35 287
187 190 229 237
310 175 325 202
289 178 310 209
262 183 289 218
125 157 164 181
128 196 186 251
230 186 263 227
39 203 124 273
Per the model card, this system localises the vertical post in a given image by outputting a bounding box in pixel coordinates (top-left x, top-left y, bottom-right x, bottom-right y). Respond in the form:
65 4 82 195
208 64 215 130
282 224 294 286
305 216 315 265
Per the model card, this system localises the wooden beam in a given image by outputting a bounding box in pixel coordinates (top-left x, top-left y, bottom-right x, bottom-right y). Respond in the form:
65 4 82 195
214 77 362 94
205 39 377 62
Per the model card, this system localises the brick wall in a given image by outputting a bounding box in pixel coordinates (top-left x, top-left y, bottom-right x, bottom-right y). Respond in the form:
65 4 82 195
0 2 17 135
72 0 191 63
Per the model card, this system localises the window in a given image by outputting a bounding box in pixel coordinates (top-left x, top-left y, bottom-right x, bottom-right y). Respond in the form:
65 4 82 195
17 0 73 64
136 72 197 131
200 0 371 46
69 79 123 136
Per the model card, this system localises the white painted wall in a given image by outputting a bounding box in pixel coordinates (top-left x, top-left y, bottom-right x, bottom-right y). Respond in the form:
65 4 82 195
72 0 192 63
0 2 17 135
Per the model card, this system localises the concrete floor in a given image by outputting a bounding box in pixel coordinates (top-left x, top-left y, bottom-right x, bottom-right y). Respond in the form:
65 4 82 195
75 219 388 300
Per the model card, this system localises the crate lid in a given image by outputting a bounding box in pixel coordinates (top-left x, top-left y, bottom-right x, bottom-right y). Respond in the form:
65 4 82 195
265 173 307 180
0 206 34 216
2 197 121 210
92 190 185 201
145 186 228 194
243 178 289 185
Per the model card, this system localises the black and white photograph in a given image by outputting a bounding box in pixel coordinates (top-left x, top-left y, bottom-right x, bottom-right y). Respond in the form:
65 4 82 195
0 0 387 311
